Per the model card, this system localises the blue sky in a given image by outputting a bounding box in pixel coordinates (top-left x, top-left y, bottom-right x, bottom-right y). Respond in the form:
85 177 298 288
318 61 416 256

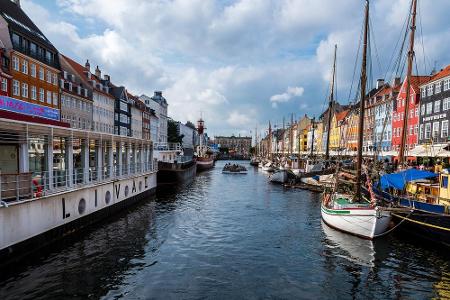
21 0 450 138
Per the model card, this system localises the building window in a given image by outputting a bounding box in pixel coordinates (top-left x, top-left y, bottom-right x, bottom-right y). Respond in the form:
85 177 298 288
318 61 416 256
409 125 413 136
442 121 449 138
415 107 419 117
46 71 51 83
419 124 424 140
53 92 58 106
402 99 405 107
31 86 37 100
13 80 20 96
414 124 418 135
432 122 440 138
428 84 433 96
1 78 7 92
420 104 425 115
435 100 441 113
47 91 51 104
436 82 442 94
421 88 426 98
444 98 450 111
409 109 414 118
12 56 19 71
39 88 44 102
52 73 57 85
39 67 44 80
425 123 431 139
444 79 450 91
21 83 28 98
426 103 433 115
21 60 28 74
30 63 36 77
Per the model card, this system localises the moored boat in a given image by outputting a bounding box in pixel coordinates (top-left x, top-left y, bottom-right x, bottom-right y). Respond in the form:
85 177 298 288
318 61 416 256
196 118 214 172
321 192 391 239
321 1 391 239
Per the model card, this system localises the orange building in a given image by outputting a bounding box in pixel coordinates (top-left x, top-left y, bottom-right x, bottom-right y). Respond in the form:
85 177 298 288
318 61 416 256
0 0 63 126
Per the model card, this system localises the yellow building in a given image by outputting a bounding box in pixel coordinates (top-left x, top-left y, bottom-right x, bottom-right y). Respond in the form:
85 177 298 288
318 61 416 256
315 122 323 154
330 110 348 150
299 127 309 152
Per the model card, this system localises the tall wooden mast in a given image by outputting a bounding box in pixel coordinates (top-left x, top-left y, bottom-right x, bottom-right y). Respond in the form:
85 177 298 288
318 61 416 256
268 121 272 160
310 116 316 156
325 44 337 160
399 0 417 166
355 0 369 200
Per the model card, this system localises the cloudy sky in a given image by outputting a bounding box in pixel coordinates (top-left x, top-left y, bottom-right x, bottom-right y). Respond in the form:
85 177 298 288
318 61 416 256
21 0 450 137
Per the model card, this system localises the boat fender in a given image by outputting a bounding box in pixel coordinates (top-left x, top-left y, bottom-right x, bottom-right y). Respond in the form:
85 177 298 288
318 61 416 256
32 177 43 198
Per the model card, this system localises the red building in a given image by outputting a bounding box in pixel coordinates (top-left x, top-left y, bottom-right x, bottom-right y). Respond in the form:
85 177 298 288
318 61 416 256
391 76 430 152
0 47 12 96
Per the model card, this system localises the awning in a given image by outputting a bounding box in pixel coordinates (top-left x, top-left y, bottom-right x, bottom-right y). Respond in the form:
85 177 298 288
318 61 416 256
380 169 438 190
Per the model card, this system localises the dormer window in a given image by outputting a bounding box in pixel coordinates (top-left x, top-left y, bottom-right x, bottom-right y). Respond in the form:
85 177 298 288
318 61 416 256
71 74 76 82
69 82 72 92
77 86 81 95
63 71 68 79
84 89 88 97
60 79 64 87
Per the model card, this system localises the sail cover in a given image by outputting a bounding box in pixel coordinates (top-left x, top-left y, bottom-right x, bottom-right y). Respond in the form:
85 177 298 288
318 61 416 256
380 169 437 190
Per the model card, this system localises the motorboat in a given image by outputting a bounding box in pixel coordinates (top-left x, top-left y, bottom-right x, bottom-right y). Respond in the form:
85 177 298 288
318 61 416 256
222 163 248 174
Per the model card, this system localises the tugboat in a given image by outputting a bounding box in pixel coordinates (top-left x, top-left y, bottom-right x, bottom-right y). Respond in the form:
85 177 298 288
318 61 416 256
222 163 248 174
196 118 214 172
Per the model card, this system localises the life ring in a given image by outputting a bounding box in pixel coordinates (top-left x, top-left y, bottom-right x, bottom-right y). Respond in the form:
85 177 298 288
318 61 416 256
32 178 43 198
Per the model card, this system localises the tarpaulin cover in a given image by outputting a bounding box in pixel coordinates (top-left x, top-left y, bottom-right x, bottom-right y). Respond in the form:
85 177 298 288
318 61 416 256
380 169 437 190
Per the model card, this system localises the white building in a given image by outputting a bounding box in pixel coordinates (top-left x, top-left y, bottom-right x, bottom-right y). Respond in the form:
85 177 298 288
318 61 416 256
140 91 168 143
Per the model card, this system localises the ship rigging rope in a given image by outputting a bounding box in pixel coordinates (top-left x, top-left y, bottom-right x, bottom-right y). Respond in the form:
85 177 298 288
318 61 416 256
372 210 414 238
391 212 450 232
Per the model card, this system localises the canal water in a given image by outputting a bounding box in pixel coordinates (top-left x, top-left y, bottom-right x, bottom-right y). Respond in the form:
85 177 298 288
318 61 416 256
1 160 450 299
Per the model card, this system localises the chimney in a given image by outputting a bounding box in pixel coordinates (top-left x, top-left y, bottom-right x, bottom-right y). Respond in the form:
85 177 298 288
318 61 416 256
376 79 385 89
104 74 110 82
393 77 401 87
11 0 20 7
95 65 101 78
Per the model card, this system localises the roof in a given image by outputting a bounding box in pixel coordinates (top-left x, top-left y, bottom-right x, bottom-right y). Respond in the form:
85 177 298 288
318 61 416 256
0 0 57 52
335 110 348 122
428 65 450 83
409 75 431 91
61 54 114 98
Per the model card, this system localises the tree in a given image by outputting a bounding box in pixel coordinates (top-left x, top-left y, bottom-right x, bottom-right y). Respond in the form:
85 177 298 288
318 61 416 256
167 120 184 145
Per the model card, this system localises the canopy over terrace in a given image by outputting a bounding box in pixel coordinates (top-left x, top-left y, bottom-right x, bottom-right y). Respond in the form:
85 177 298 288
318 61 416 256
0 117 154 201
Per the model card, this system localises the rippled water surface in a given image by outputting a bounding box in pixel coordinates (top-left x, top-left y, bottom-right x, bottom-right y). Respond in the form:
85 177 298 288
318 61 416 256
1 160 450 299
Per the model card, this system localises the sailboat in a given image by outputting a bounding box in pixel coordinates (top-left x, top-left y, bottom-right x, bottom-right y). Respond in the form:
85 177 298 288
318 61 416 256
321 0 391 239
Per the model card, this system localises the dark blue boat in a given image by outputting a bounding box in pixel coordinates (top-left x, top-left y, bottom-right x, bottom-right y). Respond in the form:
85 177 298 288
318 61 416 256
372 170 450 247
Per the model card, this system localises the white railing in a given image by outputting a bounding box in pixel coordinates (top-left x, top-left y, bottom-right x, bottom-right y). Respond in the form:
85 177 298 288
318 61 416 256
153 142 182 151
0 162 157 204
175 155 193 163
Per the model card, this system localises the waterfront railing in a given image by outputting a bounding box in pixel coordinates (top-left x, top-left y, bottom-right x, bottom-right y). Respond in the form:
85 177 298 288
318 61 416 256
0 162 158 205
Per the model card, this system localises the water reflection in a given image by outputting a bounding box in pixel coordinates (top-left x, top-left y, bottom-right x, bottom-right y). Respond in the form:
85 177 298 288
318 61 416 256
322 220 376 268
1 161 450 299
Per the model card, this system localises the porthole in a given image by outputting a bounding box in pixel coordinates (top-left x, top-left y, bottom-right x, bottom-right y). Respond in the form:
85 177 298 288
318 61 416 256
125 185 129 197
78 198 86 215
139 181 142 191
105 190 111 204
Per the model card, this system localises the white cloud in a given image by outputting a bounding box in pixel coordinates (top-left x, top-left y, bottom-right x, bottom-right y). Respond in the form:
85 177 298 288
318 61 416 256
270 86 304 107
226 111 252 127
20 0 450 135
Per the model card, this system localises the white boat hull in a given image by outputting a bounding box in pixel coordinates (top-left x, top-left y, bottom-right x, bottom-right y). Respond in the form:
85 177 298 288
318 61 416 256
321 203 391 239
269 170 288 183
